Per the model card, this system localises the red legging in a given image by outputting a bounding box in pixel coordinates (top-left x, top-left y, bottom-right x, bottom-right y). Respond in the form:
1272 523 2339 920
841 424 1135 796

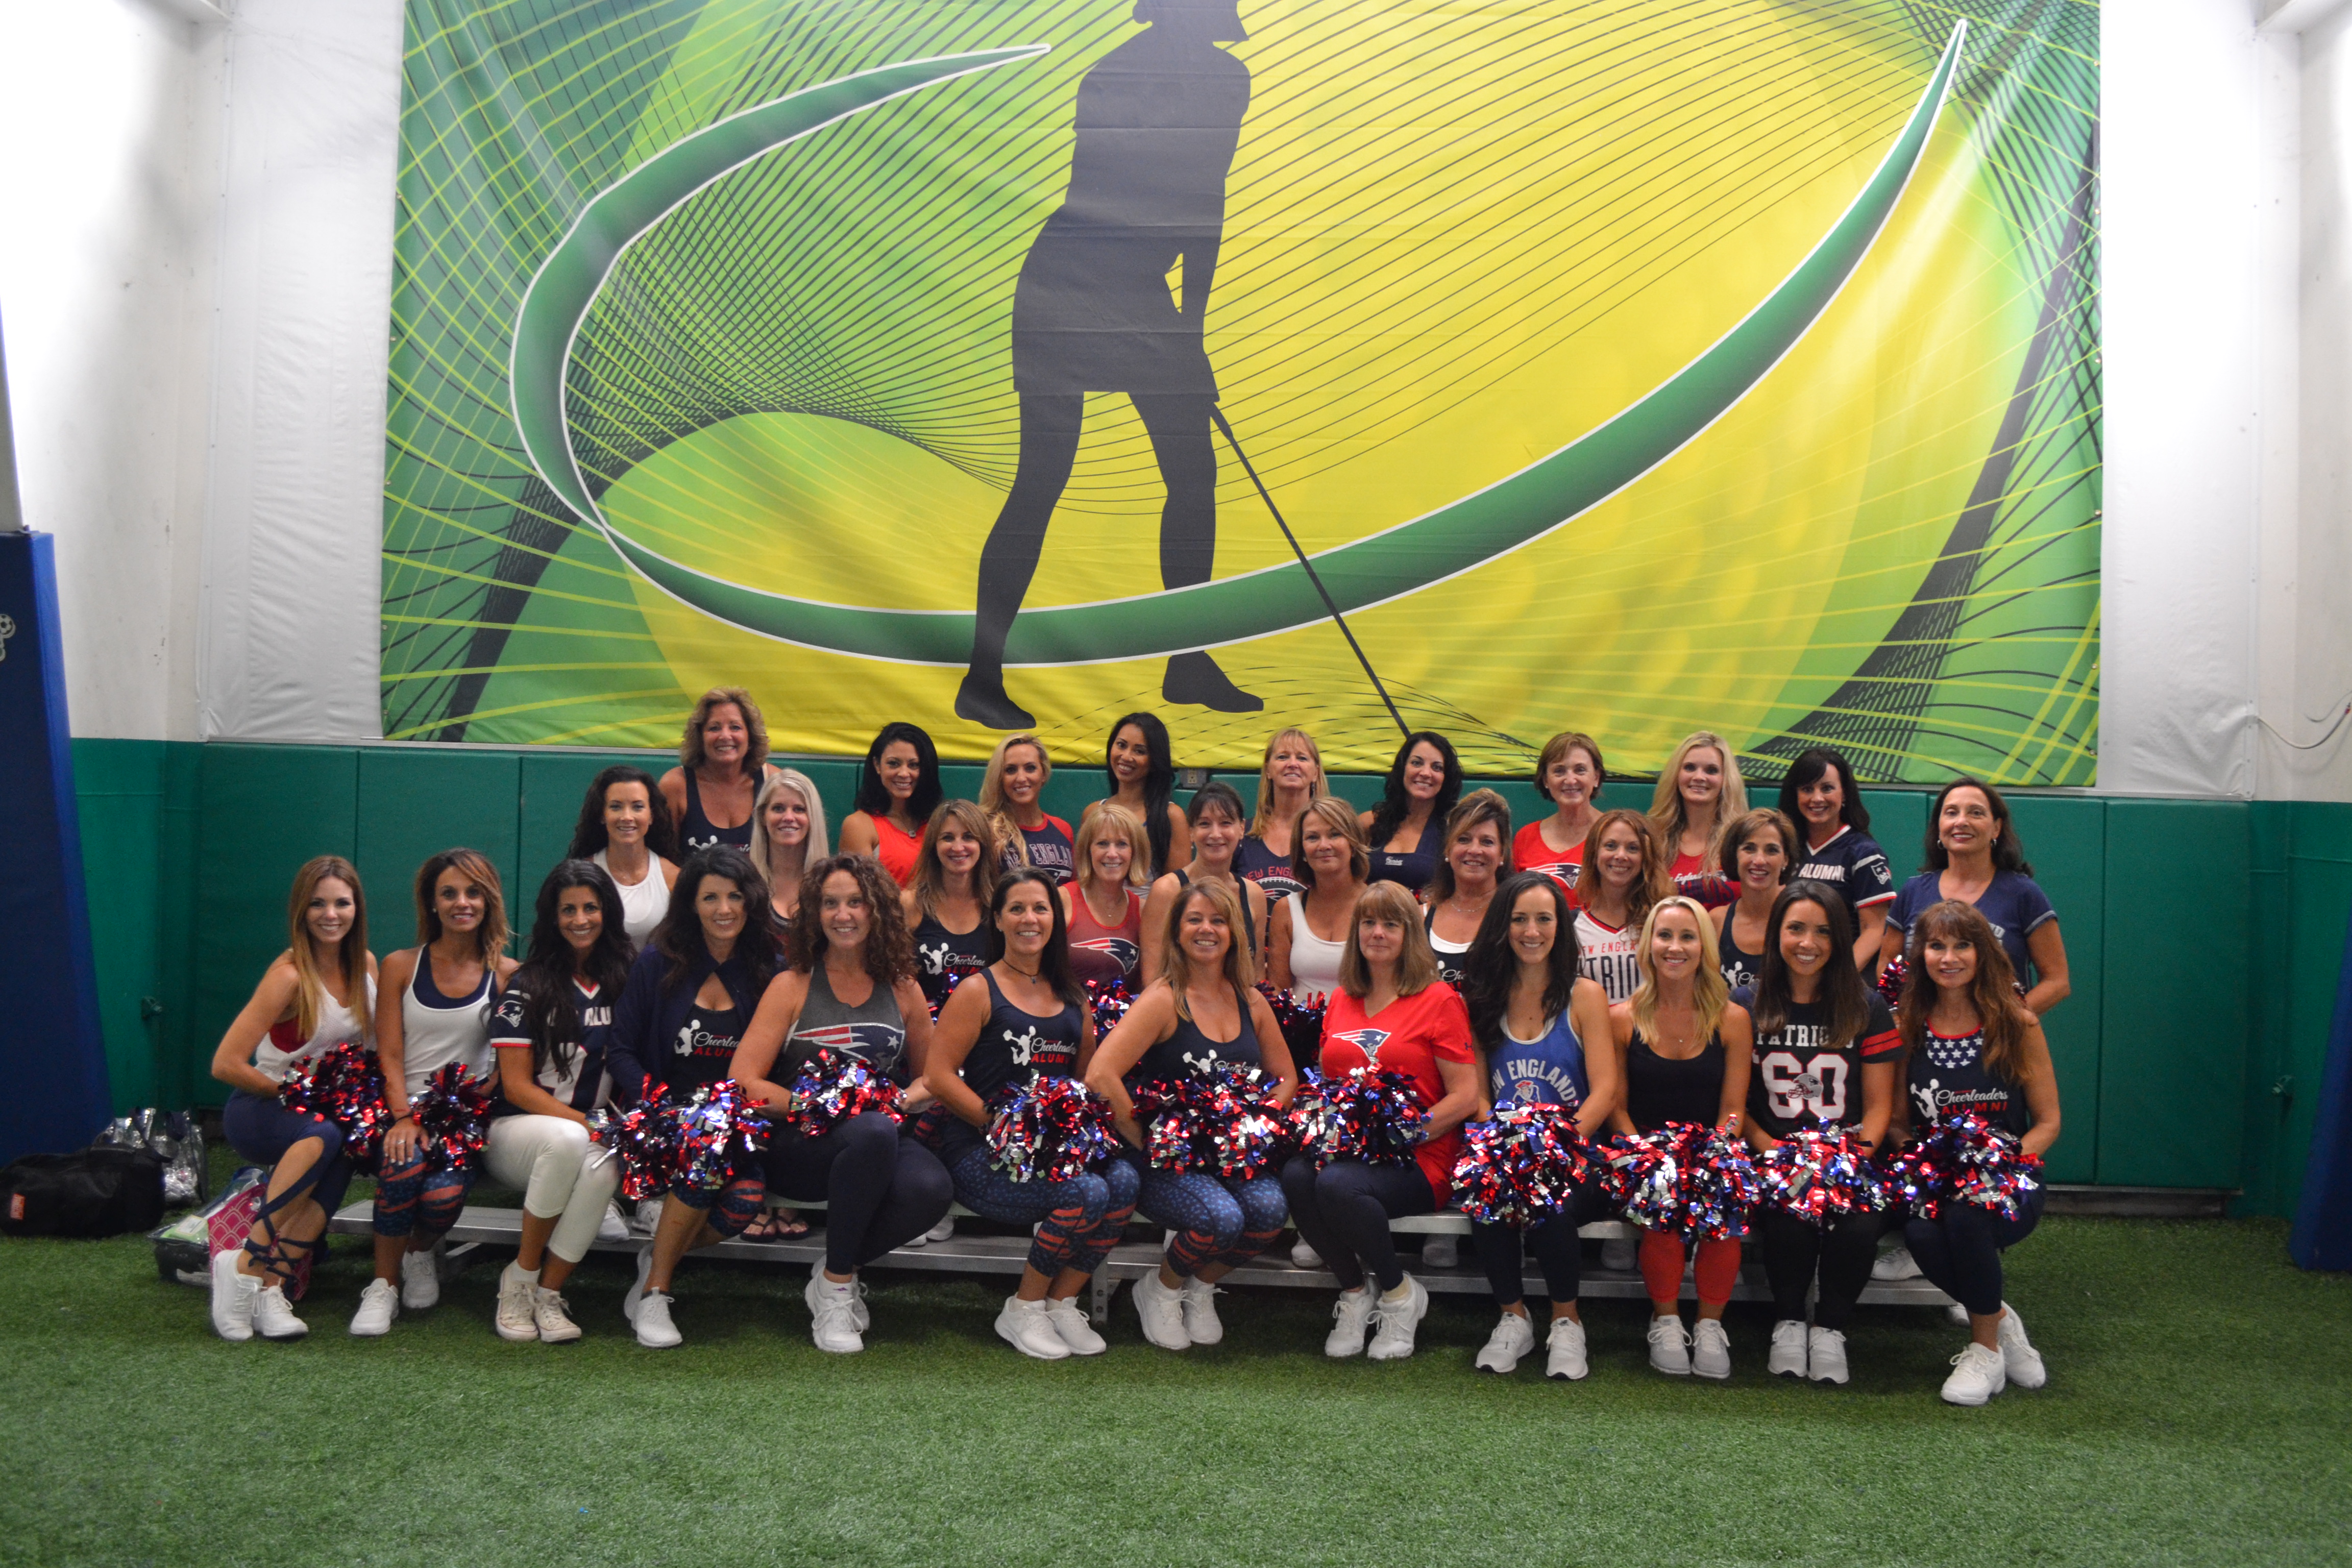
1638 1229 1742 1308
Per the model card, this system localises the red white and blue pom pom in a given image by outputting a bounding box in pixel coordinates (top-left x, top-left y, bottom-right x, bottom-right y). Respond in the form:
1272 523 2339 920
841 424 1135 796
408 1061 495 1173
276 1042 391 1171
1257 985 1328 1069
986 1074 1120 1184
671 1080 769 1192
1889 1112 2041 1221
1303 1065 1428 1167
588 1090 682 1201
1875 953 1910 1010
1450 1106 1592 1227
1600 1122 1760 1242
1131 1066 1287 1180
1086 976 1137 1038
1755 1128 1888 1223
780 1049 904 1139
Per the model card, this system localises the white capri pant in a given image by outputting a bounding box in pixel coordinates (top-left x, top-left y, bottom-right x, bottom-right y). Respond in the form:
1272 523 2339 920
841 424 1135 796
482 1114 620 1265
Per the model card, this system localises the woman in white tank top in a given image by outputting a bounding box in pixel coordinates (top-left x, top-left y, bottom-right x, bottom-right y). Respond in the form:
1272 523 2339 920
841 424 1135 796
567 765 679 950
1266 798 1369 1001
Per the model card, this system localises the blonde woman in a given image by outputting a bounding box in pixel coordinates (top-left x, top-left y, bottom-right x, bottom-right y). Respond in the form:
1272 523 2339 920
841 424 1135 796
1063 802 1149 985
981 732 1075 886
1237 726 1329 901
1266 797 1369 1001
207 855 378 1341
1646 730 1750 881
1512 731 1605 886
751 767 831 942
1606 895 1753 1380
658 687 783 853
1422 789 1513 988
902 800 1001 1015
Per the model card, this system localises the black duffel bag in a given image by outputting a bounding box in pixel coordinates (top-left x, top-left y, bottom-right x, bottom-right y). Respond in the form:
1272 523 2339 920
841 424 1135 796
0 1147 166 1238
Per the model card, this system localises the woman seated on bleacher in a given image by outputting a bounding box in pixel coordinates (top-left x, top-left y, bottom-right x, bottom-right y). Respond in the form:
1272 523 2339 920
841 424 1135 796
1283 881 1481 1364
1456 872 1616 1381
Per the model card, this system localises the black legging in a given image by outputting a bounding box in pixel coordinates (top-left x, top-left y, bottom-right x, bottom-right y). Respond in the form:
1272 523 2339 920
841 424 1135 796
1469 1178 1604 1307
1281 1155 1434 1292
1903 1184 2046 1317
761 1113 954 1276
1758 1208 1890 1330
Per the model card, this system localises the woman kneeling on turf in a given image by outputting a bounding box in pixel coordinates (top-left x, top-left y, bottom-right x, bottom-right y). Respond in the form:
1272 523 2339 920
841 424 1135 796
481 861 631 1344
1087 877 1297 1351
1898 899 2061 1407
1284 882 1482 1362
730 855 954 1354
928 872 1138 1359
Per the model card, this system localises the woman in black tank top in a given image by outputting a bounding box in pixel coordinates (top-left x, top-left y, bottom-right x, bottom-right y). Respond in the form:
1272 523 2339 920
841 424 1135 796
899 800 998 1016
1140 781 1267 984
1710 808 1793 994
1606 895 1754 1380
658 689 780 853
926 871 1140 1360
1086 877 1297 1351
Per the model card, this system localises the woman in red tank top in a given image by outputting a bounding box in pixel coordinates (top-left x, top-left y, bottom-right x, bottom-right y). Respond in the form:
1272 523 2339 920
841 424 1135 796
1062 803 1147 985
839 723 942 887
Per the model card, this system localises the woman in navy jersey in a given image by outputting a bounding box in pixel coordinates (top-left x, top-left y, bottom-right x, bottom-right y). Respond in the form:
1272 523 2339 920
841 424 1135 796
1141 781 1269 982
1423 789 1512 988
1778 747 1896 968
1571 810 1672 1004
1062 802 1148 986
982 733 1077 886
902 800 999 1016
1361 731 1463 892
658 688 783 854
1647 731 1750 886
929 871 1137 1358
1879 777 2071 1017
206 856 378 1342
481 861 630 1344
1511 731 1605 887
359 849 518 1337
1896 899 2061 1407
1734 879 1898 1384
730 855 954 1354
565 766 679 951
839 722 944 888
1237 726 1328 902
1266 797 1370 1002
608 846 778 1349
1088 877 1297 1351
1457 873 1617 1380
1607 894 1753 1379
749 767 829 943
1092 711 1190 878
1710 808 1798 994
1284 881 1483 1362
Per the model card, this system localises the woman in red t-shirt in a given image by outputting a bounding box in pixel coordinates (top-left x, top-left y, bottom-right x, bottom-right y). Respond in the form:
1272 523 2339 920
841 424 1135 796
1281 882 1481 1363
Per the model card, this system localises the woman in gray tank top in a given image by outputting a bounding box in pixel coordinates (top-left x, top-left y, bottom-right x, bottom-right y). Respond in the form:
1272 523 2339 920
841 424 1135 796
729 855 953 1354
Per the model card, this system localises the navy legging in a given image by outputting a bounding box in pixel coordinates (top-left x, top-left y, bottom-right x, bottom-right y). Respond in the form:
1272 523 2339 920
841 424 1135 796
1469 1177 1605 1307
223 1089 357 1278
1281 1155 1435 1292
1134 1159 1288 1278
1903 1184 2046 1317
950 1145 1140 1279
762 1114 955 1275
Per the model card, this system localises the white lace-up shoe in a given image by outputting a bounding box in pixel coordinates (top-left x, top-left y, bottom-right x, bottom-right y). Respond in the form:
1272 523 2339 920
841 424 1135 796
995 1295 1071 1359
1475 1311 1536 1374
1132 1270 1190 1351
349 1278 400 1337
1873 1243 1922 1281
1181 1277 1224 1345
623 1243 653 1323
1545 1316 1589 1381
399 1247 440 1311
634 1290 682 1348
1325 1287 1375 1357
1768 1319 1809 1379
209 1250 258 1342
629 1197 663 1237
1941 1342 2006 1406
1690 1318 1732 1380
1601 1235 1638 1273
1807 1326 1849 1385
1998 1304 2046 1389
251 1282 307 1340
597 1203 630 1243
1043 1296 1107 1355
1365 1275 1429 1361
1291 1236 1324 1269
533 1287 581 1344
1421 1234 1460 1269
805 1266 866 1354
1647 1314 1692 1376
495 1262 541 1342
924 1215 955 1243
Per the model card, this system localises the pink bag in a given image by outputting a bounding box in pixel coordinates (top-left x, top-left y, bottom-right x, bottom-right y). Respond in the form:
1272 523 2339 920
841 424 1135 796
204 1169 314 1301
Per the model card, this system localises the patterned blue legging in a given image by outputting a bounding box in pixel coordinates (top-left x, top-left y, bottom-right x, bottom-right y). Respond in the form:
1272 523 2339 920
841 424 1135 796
1137 1165 1288 1278
668 1170 767 1239
950 1146 1140 1279
372 1154 473 1240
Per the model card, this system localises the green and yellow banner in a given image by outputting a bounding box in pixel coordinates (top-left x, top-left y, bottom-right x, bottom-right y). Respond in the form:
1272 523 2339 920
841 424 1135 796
384 0 2099 781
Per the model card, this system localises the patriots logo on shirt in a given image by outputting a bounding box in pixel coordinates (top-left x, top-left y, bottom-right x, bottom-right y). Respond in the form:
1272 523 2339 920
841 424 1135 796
1329 1027 1391 1064
794 1022 904 1063
1076 936 1142 972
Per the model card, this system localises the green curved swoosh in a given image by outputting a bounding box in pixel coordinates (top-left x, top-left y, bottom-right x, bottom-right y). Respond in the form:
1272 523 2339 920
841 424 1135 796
516 24 1965 668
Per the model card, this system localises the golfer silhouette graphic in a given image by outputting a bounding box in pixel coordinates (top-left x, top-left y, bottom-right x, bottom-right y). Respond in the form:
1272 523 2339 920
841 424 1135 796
956 0 1262 729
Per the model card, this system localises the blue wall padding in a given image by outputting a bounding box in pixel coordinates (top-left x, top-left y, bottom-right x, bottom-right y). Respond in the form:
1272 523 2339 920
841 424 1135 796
2291 902 2352 1271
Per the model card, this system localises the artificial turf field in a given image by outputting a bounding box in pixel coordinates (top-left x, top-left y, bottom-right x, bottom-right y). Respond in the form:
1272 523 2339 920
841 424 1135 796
1 1211 2346 1568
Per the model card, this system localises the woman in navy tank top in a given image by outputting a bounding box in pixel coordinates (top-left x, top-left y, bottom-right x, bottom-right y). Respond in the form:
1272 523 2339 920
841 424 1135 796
1456 873 1616 1381
1087 877 1297 1351
658 688 782 853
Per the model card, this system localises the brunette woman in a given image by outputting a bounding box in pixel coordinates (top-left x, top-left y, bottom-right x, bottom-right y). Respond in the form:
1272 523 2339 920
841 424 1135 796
982 732 1076 885
1880 777 2070 1016
1457 873 1617 1380
481 860 631 1344
1141 781 1269 982
902 799 1000 1015
1607 895 1753 1379
1093 710 1190 878
1266 797 1370 1002
1778 747 1896 968
1361 730 1463 892
1571 810 1673 1004
1711 808 1798 993
750 767 830 942
659 687 783 854
1236 726 1328 901
839 722 943 887
207 856 378 1341
1897 899 2061 1407
1512 731 1605 886
357 849 518 1337
1423 789 1512 988
731 856 954 1353
927 872 1139 1359
1647 730 1750 881
1062 802 1148 986
1087 878 1297 1351
566 765 679 949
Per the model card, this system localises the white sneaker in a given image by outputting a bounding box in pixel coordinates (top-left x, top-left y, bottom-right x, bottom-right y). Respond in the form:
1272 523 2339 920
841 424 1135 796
1545 1316 1589 1381
252 1282 308 1341
349 1278 400 1337
1768 1320 1809 1379
924 1215 955 1243
1132 1270 1191 1351
1422 1234 1460 1269
1998 1304 2047 1389
1946 1301 1970 1325
1647 1314 1692 1375
1475 1310 1536 1374
1043 1296 1107 1355
623 1243 653 1324
1181 1278 1224 1345
629 1197 664 1237
399 1247 440 1311
1808 1326 1850 1385
208 1250 258 1342
1291 1236 1324 1269
1365 1274 1429 1361
1941 1342 2006 1406
1690 1318 1732 1380
1873 1243 1923 1281
995 1294 1071 1359
533 1286 581 1344
597 1203 630 1243
495 1262 541 1342
634 1289 682 1349
805 1266 866 1354
1601 1235 1638 1272
1325 1287 1376 1357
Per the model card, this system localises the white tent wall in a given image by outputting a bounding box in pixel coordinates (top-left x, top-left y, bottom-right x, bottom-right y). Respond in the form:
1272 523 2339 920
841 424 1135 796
3 0 2345 800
